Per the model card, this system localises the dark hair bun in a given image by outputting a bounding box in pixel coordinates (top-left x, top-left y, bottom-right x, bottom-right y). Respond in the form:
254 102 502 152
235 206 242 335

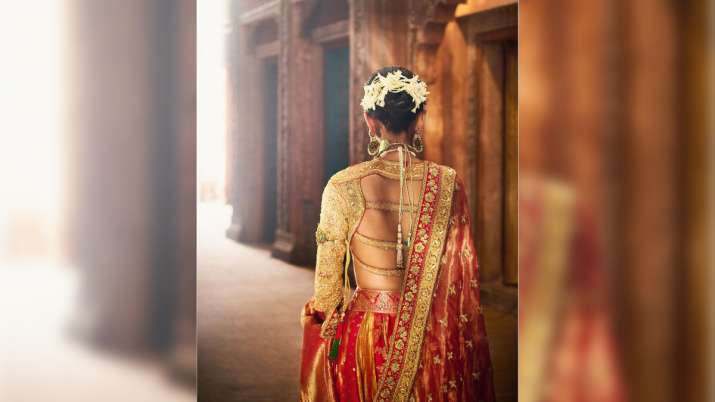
365 66 425 133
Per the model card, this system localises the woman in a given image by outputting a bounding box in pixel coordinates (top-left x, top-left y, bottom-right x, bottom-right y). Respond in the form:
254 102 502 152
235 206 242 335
300 66 495 402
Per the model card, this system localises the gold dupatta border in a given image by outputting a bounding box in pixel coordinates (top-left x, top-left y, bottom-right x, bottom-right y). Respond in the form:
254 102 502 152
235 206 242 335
375 163 456 402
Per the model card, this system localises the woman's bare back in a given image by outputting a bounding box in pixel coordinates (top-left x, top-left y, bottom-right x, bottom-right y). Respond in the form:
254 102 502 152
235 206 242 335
350 158 425 291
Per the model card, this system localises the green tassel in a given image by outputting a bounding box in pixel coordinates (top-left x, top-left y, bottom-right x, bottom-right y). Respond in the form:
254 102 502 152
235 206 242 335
328 338 341 361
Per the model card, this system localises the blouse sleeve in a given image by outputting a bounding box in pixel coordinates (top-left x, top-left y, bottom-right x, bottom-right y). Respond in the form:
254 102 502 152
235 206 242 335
312 180 348 313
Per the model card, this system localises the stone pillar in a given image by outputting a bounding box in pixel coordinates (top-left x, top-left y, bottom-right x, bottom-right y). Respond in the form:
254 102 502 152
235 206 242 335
271 0 297 261
226 1 280 244
273 0 333 265
69 0 155 352
166 0 197 384
69 4 197 385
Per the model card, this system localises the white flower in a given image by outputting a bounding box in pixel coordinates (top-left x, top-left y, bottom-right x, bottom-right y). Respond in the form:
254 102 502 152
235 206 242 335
361 70 429 113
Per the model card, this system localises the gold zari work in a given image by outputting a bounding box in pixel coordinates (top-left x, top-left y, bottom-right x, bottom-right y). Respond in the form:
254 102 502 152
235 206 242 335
313 181 349 314
353 231 406 251
352 253 405 277
365 200 419 213
375 164 456 402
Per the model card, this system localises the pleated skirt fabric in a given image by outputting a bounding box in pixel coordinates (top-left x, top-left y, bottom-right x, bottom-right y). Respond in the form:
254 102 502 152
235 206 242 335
332 288 400 402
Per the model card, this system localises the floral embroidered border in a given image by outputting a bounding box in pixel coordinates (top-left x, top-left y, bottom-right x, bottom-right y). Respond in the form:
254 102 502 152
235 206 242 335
375 163 456 402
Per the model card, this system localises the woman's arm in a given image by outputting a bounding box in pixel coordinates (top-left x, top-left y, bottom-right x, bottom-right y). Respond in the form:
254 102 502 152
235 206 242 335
312 180 348 314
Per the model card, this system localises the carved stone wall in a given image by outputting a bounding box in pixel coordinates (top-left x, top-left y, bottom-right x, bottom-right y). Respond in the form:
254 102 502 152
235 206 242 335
226 1 280 244
278 0 329 264
227 0 349 265
419 4 517 287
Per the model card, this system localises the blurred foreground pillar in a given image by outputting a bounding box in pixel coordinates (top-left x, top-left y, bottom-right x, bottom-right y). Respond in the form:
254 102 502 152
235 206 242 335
68 0 196 385
519 0 709 401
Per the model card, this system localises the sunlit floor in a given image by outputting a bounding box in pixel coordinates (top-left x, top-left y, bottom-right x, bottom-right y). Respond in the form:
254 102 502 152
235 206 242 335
0 264 194 402
197 203 314 402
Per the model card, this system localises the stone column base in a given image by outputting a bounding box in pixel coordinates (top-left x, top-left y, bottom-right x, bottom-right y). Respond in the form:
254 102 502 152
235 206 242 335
271 229 296 263
225 222 242 242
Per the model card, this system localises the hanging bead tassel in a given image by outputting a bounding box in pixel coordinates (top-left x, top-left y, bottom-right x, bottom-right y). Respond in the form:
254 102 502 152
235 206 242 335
396 146 405 269
396 223 403 268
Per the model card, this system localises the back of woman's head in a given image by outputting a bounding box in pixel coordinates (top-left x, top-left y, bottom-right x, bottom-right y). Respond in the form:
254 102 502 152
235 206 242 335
362 66 428 133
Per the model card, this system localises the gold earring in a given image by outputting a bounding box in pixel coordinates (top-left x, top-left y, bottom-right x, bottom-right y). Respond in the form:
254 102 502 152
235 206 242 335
412 130 424 153
367 129 381 156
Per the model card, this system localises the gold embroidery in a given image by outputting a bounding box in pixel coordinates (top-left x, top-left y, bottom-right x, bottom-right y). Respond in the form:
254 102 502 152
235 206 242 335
365 200 419 213
315 228 327 244
330 158 425 183
353 231 404 251
316 168 366 337
373 163 457 402
353 252 405 277
349 288 401 313
367 158 426 180
393 166 456 402
315 227 341 244
313 181 348 314
461 245 472 260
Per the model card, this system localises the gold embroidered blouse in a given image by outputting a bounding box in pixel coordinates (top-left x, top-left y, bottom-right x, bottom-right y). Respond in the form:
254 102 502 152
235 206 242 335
312 158 427 313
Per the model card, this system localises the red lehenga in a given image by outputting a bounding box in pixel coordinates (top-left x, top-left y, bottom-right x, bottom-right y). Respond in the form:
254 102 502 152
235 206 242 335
299 159 495 402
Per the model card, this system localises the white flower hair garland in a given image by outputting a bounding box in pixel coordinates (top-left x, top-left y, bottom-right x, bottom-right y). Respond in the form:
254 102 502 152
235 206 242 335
360 70 429 113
